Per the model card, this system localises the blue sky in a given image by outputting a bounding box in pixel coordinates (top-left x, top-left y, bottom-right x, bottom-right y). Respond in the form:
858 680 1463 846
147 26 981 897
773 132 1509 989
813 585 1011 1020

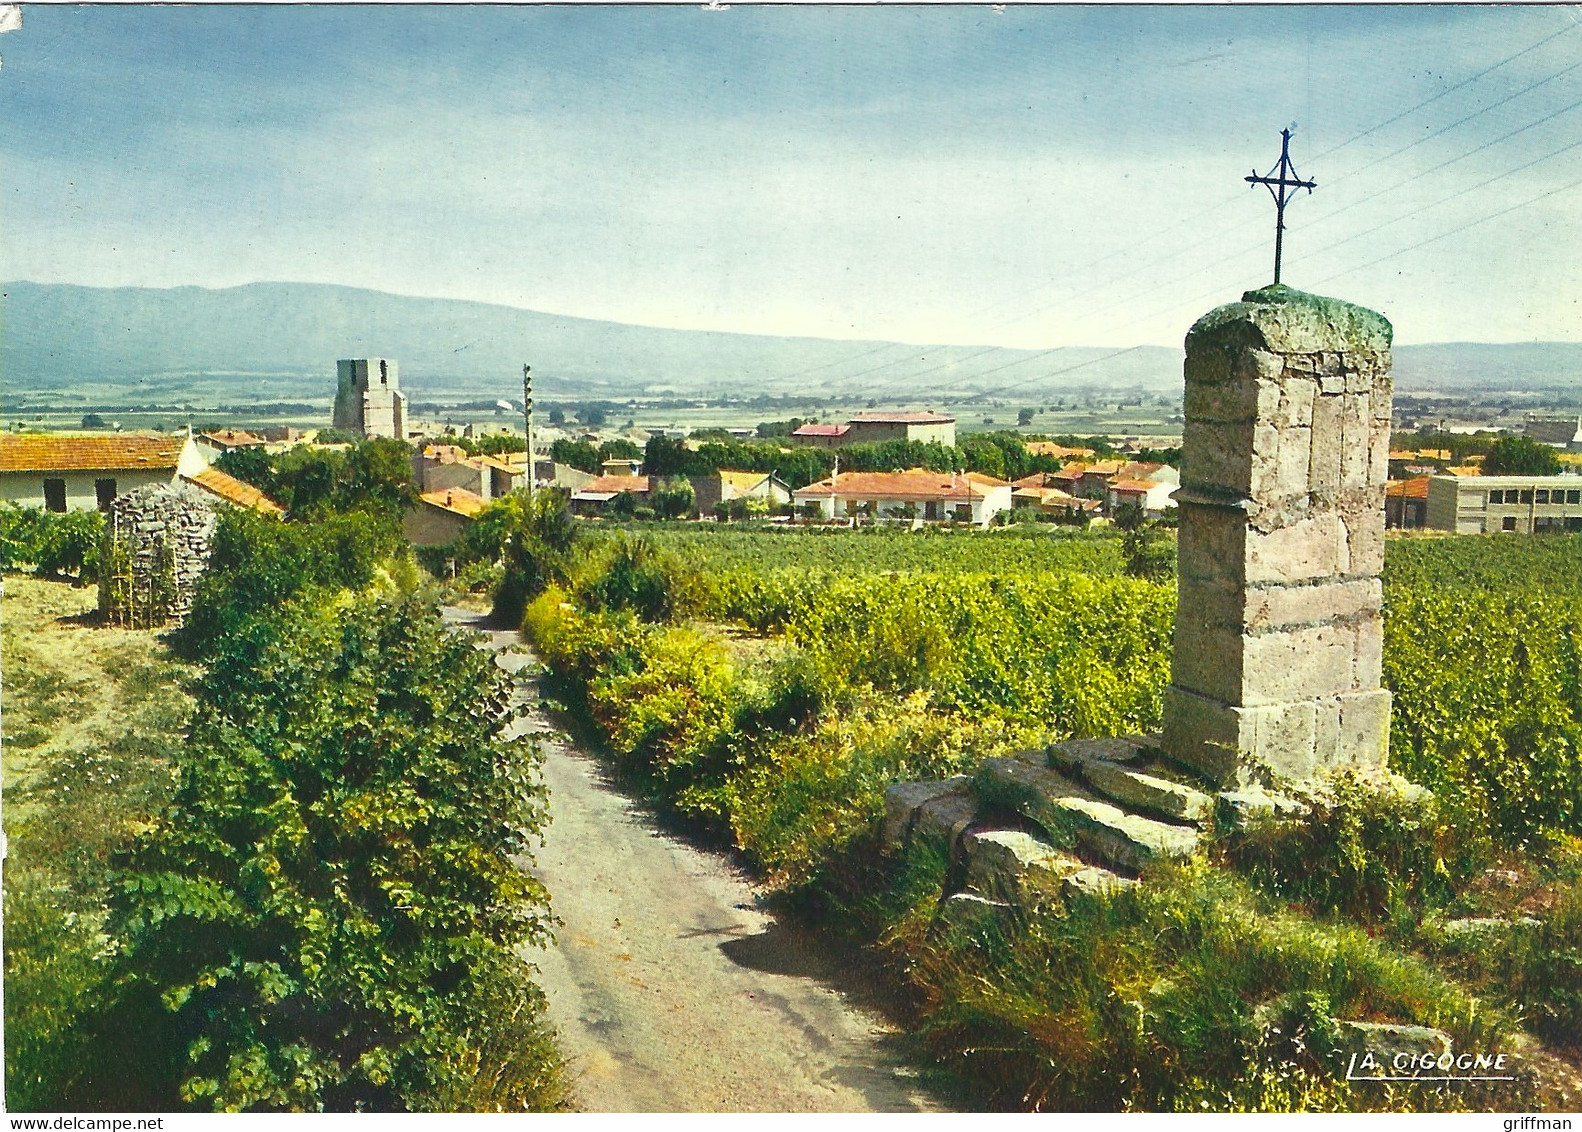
4 4 1580 347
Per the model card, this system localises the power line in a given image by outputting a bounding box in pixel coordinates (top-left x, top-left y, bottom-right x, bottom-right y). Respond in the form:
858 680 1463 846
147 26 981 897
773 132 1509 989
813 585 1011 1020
1292 131 1582 269
1311 168 1582 288
766 18 1582 396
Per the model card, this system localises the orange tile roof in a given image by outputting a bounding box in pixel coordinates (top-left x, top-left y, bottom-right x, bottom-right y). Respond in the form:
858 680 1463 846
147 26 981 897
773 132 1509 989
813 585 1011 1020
1386 476 1431 500
0 434 186 473
579 474 651 494
795 469 1009 501
847 410 955 424
184 468 286 514
790 423 851 438
1444 465 1483 477
1080 460 1126 477
419 488 489 517
1025 442 1095 459
199 428 266 448
1110 479 1161 493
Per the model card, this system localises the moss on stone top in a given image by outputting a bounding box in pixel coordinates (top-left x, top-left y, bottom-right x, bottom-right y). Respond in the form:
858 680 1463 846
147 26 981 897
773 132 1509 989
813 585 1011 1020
1188 283 1393 356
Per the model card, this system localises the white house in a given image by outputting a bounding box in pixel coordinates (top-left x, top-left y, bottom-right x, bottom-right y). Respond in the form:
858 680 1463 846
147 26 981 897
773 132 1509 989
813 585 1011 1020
792 469 1013 527
0 433 209 512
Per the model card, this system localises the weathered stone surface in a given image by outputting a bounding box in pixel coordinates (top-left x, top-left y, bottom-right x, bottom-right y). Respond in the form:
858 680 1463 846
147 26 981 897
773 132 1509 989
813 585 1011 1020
1062 866 1139 899
1335 1020 1452 1062
974 757 1199 869
1051 735 1155 766
962 829 1082 903
934 891 1014 929
1071 756 1216 825
99 482 217 627
909 785 980 855
1216 788 1310 829
1163 285 1394 789
881 776 972 852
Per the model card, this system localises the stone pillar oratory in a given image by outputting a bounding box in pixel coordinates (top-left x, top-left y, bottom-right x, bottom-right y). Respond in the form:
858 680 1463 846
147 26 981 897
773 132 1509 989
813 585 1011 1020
1161 284 1394 788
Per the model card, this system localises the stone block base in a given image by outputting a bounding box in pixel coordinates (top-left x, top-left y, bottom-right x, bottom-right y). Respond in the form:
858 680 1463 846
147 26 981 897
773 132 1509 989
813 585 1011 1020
1162 686 1391 788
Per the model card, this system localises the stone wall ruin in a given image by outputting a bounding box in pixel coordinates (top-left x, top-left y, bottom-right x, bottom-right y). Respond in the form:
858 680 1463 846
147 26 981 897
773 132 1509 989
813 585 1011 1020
99 482 217 628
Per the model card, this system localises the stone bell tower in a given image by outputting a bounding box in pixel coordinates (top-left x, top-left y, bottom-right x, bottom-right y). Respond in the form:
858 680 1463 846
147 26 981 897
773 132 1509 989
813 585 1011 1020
1160 284 1394 788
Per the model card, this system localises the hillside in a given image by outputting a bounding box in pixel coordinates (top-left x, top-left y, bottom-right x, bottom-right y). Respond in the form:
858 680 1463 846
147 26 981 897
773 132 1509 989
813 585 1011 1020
2 280 1576 406
0 280 1177 404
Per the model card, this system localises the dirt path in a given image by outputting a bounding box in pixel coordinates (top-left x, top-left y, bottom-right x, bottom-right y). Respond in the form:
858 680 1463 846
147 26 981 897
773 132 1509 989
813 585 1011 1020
443 609 944 1114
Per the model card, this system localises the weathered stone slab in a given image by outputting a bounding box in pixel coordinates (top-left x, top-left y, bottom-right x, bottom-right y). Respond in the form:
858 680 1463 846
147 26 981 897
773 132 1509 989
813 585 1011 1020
976 756 1201 869
1062 866 1140 899
881 776 972 852
934 891 1014 930
962 829 1082 903
1051 735 1155 766
1072 757 1216 825
1216 787 1310 829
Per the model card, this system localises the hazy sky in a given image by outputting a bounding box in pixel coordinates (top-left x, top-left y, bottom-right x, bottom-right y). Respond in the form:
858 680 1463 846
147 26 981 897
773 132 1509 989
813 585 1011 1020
4 4 1580 348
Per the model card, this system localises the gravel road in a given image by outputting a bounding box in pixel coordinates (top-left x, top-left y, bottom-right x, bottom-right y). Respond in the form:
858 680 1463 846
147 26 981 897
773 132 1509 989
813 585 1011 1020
444 609 944 1114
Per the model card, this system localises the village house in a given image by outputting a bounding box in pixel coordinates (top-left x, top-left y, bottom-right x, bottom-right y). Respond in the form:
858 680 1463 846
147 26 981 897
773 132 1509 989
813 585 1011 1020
0 433 209 512
1426 472 1582 534
0 433 287 516
1107 476 1178 517
1385 475 1430 529
600 457 644 477
403 488 488 546
570 473 650 515
690 470 792 517
195 428 268 461
792 468 1012 527
1018 460 1177 515
412 444 595 502
1024 441 1096 461
1009 482 1101 518
790 410 956 449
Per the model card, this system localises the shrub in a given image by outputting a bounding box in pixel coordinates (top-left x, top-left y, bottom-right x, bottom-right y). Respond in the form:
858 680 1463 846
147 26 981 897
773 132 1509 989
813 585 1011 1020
88 595 562 1111
577 534 701 624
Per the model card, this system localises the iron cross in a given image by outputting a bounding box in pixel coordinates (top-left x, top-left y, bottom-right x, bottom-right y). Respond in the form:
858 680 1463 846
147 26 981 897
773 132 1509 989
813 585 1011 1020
1246 128 1316 286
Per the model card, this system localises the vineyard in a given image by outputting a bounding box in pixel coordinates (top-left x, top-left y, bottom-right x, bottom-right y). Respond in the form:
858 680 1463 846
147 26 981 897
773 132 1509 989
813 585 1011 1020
526 522 1582 1111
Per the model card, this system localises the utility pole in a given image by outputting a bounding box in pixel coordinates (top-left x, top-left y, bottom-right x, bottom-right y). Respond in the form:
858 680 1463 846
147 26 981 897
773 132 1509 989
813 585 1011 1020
1246 127 1316 286
522 364 535 504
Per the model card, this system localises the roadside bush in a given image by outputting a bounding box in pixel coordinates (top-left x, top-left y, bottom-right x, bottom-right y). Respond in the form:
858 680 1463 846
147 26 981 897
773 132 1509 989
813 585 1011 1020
492 490 578 627
85 594 562 1111
577 533 701 624
180 508 402 650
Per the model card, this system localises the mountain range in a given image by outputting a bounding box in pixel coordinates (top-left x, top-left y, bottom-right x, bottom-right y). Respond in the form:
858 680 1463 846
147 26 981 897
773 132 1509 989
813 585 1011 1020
3 280 1578 405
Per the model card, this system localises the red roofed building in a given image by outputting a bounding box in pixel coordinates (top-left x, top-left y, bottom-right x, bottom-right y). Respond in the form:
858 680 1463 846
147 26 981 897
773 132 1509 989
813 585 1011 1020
184 468 286 515
788 422 852 449
0 433 208 512
792 468 1011 527
790 409 956 449
570 474 651 515
404 488 489 546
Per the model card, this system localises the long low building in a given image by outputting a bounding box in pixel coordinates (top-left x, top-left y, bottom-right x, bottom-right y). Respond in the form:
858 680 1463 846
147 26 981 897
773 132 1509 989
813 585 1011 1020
793 468 1012 527
1426 473 1582 534
1 433 209 512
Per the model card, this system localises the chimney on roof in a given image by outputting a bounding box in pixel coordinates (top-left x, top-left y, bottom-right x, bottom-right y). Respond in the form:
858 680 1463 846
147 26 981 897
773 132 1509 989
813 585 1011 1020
446 491 453 506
